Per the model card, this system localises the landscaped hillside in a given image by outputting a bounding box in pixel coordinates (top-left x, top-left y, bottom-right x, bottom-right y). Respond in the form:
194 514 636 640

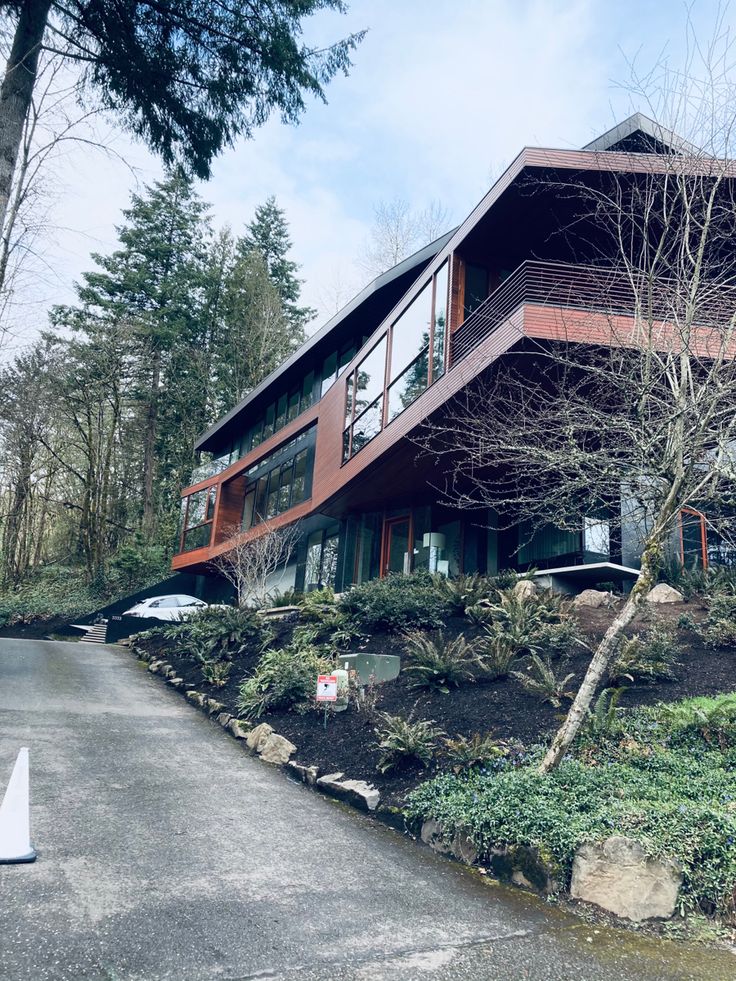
129 569 736 930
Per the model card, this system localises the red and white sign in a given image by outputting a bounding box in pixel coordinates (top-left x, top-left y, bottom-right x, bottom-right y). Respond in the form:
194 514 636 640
316 674 338 702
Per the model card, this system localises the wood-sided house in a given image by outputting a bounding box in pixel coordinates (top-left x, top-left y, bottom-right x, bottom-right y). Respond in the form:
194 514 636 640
171 115 729 598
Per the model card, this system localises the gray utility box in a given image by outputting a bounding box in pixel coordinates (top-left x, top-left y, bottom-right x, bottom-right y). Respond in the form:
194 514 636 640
339 653 400 685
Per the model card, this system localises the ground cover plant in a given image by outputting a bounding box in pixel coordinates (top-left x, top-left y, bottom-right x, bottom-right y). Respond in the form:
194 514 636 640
407 693 736 921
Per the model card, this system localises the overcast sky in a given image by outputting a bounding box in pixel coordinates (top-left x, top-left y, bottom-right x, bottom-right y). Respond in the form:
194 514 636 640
8 0 731 350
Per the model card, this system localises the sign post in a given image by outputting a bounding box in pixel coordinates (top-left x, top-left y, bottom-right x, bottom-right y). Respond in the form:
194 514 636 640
316 674 338 729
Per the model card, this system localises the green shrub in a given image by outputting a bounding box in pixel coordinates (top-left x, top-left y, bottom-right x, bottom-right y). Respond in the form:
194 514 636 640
238 643 332 719
512 654 575 707
700 594 736 648
402 631 481 693
432 573 498 615
443 732 506 771
374 712 444 773
654 694 736 751
161 605 272 661
535 619 587 660
200 660 232 688
608 628 680 684
339 571 450 633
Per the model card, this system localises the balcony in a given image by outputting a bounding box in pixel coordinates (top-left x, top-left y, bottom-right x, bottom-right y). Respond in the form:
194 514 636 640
449 260 736 366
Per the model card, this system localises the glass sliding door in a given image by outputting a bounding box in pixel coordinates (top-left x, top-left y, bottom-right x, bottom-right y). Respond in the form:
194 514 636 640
381 515 412 577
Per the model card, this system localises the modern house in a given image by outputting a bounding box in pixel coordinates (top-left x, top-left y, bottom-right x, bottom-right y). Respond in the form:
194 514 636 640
171 114 726 597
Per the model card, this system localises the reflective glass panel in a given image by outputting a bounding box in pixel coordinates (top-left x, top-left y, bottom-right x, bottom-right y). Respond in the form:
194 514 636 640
278 461 293 512
301 370 315 409
186 490 208 527
354 336 387 417
254 474 269 522
351 395 383 454
390 282 432 383
321 350 337 396
275 393 288 431
206 487 216 521
387 349 429 421
292 449 308 503
242 488 255 530
432 261 449 381
287 387 300 423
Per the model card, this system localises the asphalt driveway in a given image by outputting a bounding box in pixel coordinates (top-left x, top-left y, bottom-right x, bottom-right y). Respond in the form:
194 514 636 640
0 638 733 981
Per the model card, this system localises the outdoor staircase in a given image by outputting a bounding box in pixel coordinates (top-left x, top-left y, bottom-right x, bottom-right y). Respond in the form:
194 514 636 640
79 622 108 644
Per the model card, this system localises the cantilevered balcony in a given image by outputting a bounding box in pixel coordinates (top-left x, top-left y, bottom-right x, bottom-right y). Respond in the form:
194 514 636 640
449 259 735 366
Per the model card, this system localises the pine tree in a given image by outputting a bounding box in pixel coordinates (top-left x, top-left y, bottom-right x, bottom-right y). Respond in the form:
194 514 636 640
239 196 316 336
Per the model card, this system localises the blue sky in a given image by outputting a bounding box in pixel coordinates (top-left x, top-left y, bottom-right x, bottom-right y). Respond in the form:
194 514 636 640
21 0 734 342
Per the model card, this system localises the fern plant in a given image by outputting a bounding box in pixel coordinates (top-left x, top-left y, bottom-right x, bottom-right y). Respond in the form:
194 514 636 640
443 732 505 771
609 629 680 684
512 654 575 707
200 659 232 688
374 712 444 773
583 687 625 740
474 633 519 680
402 631 480 692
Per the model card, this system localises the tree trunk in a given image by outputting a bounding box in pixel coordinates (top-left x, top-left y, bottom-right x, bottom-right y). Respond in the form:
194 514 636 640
539 538 661 773
0 0 51 234
142 351 161 534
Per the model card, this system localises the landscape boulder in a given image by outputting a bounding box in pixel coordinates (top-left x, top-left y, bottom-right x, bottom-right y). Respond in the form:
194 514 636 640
573 589 614 609
216 712 232 727
227 719 250 739
420 820 479 865
646 583 684 604
288 761 320 785
488 843 561 894
512 579 538 601
570 836 682 922
316 772 381 811
258 732 297 765
246 722 274 754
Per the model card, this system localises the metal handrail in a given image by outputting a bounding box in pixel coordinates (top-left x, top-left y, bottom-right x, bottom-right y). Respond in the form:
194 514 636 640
449 259 736 365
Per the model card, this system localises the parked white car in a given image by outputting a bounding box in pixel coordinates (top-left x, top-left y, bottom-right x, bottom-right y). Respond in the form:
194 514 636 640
123 594 215 621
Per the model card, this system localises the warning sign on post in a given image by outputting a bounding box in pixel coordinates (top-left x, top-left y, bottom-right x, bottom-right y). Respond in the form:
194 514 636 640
316 674 338 702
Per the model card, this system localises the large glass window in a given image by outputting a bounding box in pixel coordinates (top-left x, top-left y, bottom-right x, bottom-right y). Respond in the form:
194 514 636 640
354 336 387 416
180 486 217 552
464 263 488 318
390 281 432 383
387 351 430 421
433 261 449 381
241 430 315 529
351 396 384 454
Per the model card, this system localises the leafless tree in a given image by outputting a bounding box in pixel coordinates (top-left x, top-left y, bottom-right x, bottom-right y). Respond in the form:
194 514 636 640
211 520 301 608
0 43 130 348
359 197 451 279
418 29 736 772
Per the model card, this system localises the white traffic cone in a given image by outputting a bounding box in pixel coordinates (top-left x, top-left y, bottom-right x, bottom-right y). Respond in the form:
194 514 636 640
0 748 36 864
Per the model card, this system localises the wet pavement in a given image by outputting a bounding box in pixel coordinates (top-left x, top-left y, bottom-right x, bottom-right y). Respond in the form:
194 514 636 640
0 638 734 981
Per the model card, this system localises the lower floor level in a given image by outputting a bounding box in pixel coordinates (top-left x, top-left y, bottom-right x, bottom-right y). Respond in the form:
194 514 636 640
267 499 733 599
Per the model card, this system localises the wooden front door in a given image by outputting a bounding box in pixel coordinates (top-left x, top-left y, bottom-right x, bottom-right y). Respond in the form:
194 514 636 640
381 516 412 577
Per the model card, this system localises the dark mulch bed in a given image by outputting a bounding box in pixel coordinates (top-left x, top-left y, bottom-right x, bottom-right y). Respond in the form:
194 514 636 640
135 601 736 809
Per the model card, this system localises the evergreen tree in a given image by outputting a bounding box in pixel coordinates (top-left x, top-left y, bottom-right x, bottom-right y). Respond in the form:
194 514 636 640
52 170 209 537
239 196 316 336
0 2 364 233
